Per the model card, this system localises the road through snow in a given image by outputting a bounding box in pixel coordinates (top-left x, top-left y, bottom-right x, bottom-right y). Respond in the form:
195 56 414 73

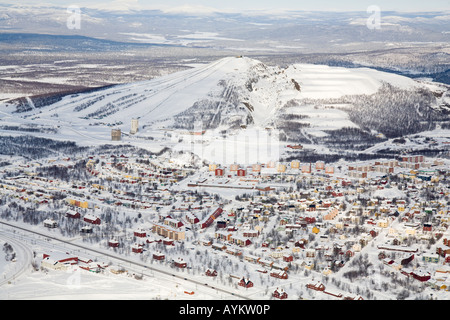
0 228 34 287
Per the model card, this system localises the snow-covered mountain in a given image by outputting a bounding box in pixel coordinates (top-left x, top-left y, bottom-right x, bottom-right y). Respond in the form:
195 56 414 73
0 56 449 160
4 56 299 129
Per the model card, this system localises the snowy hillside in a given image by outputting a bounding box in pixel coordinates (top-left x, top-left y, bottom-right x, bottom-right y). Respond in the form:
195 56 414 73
0 56 448 161
287 63 421 100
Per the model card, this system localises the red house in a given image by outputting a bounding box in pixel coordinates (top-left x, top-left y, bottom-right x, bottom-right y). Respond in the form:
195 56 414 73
166 218 184 229
237 169 246 177
174 258 187 268
283 254 294 263
273 288 288 300
270 271 288 279
295 240 306 249
239 278 253 288
231 235 252 247
131 244 143 253
66 210 81 219
346 250 355 258
84 214 101 225
410 270 431 282
205 269 218 277
216 220 228 229
304 217 316 224
134 229 147 238
153 252 165 261
42 252 78 265
401 254 415 266
186 212 200 224
163 238 174 246
215 168 224 176
108 240 119 248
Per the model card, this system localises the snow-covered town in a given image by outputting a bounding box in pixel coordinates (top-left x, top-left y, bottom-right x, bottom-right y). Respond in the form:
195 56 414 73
1 149 449 300
1 1 450 303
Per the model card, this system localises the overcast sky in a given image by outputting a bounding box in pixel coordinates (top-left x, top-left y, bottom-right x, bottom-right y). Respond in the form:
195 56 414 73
2 0 450 12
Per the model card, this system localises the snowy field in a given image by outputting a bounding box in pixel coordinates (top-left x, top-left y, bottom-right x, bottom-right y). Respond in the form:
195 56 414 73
1 266 234 300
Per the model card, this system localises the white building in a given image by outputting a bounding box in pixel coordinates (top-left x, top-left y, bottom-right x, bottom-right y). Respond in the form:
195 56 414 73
130 119 139 134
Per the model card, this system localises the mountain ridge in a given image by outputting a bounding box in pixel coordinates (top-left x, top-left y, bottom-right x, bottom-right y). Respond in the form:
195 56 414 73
0 56 449 160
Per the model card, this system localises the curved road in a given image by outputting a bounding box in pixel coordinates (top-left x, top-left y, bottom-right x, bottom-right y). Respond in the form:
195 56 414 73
0 231 34 287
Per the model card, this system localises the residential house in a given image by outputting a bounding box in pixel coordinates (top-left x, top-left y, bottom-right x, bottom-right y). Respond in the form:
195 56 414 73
423 252 440 264
410 269 432 282
131 243 143 253
270 270 288 279
108 239 119 248
66 210 81 219
84 214 101 225
244 254 260 264
152 222 185 241
215 230 233 242
153 252 165 261
205 269 217 277
134 228 147 238
43 219 58 228
238 278 253 288
272 288 288 299
230 234 252 247
173 258 187 268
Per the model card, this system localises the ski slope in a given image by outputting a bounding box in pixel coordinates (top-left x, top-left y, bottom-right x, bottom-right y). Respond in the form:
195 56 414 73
0 56 428 156
285 63 421 100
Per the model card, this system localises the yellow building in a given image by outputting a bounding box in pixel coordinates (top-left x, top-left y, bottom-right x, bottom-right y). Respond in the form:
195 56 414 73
152 223 185 241
111 129 121 141
292 247 301 253
303 260 314 270
67 199 89 209
291 161 300 169
377 219 389 228
92 184 105 190
322 267 332 276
